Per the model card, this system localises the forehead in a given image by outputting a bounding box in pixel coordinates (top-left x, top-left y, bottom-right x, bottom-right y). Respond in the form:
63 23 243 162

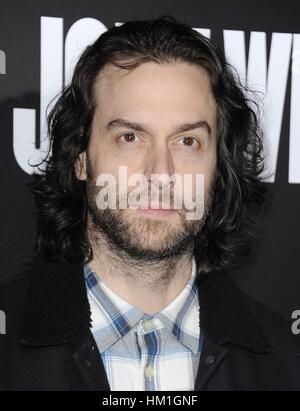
93 61 217 127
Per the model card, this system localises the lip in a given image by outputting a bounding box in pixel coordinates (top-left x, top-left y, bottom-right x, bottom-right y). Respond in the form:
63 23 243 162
136 206 177 218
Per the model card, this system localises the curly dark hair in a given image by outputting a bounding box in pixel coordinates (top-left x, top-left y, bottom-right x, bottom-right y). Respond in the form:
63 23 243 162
30 15 268 273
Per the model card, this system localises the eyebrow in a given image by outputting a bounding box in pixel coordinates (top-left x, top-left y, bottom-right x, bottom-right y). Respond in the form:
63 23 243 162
106 118 212 137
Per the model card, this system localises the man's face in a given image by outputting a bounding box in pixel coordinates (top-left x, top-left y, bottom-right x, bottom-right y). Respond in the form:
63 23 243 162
76 61 218 260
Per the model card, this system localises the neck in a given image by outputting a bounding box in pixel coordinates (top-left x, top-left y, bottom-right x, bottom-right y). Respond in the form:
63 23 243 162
88 229 194 315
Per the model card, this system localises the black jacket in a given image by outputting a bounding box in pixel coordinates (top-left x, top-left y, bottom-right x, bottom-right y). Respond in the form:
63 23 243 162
0 252 299 391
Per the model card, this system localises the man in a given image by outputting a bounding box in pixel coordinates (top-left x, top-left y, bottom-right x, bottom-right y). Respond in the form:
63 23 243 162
0 16 299 391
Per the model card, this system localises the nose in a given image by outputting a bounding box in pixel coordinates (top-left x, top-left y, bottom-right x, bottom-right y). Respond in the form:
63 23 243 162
146 143 174 191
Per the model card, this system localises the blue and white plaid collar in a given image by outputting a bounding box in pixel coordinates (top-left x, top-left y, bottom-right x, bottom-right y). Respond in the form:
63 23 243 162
84 255 201 354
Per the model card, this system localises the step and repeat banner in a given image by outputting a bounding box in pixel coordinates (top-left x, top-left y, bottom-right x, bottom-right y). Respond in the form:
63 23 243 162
0 0 299 330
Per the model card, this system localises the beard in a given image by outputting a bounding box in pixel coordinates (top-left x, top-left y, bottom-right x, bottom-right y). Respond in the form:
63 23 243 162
85 163 214 263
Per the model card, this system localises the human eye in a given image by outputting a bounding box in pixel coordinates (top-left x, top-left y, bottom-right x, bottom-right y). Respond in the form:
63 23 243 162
178 136 201 150
118 132 141 144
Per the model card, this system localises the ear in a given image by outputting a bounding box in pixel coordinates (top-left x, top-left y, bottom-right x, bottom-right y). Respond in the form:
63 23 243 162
74 151 87 181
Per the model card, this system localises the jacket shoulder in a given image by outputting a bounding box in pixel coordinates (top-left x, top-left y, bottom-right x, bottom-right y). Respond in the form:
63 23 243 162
241 290 300 354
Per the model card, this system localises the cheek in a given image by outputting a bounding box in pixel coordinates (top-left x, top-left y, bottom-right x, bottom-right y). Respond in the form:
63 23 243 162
187 154 217 200
202 145 217 174
88 156 140 191
87 139 119 177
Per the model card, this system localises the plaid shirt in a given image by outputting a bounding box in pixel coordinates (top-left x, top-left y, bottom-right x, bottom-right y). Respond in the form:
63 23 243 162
83 255 203 391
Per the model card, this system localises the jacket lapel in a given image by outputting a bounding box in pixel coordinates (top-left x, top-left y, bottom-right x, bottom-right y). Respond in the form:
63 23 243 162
73 333 111 391
195 268 270 353
19 252 91 347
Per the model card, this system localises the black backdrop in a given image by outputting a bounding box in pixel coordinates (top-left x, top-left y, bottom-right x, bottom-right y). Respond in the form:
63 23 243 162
0 0 299 327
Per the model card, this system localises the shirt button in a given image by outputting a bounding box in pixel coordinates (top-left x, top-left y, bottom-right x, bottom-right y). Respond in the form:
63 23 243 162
142 319 153 332
145 365 154 378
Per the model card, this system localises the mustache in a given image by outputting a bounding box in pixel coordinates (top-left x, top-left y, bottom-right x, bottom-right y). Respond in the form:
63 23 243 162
119 193 194 214
89 179 200 214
